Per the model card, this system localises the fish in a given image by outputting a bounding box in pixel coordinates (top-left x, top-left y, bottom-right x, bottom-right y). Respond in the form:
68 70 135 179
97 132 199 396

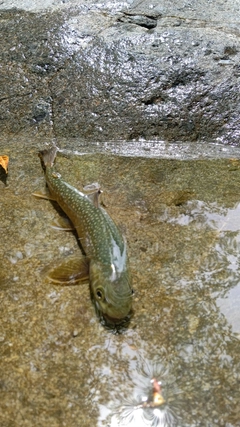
36 146 133 328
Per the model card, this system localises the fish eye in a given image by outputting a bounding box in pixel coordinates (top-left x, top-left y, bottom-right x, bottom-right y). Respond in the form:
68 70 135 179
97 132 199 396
96 289 103 300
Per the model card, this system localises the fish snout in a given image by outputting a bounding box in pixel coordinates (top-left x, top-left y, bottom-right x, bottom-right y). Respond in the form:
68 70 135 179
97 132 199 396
102 309 133 330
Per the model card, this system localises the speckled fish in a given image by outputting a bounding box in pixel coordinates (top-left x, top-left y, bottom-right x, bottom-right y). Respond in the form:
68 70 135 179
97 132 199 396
37 146 133 328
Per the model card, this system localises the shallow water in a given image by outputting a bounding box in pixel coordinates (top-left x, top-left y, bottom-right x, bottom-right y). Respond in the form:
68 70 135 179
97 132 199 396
0 137 240 426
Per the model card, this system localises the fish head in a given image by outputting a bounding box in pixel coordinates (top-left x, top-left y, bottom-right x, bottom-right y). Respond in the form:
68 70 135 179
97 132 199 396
89 260 133 328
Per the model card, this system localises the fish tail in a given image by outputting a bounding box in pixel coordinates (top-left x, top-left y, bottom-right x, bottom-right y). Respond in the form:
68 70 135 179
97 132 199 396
38 146 58 170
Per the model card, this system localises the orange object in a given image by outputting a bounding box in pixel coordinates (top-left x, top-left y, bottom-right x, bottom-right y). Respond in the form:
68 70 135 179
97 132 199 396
0 155 9 173
151 378 165 406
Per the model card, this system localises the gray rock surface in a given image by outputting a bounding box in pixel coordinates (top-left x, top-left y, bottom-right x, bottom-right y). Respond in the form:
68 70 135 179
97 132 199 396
1 0 240 143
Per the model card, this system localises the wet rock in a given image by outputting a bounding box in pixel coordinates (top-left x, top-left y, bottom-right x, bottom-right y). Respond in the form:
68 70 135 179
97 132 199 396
117 12 159 29
1 1 240 144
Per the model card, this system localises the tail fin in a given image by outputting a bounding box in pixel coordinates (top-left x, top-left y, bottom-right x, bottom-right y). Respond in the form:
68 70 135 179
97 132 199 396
38 146 58 170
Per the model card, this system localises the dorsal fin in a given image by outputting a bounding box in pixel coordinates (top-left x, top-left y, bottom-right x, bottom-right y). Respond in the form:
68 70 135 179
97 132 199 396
83 182 101 192
87 189 102 208
83 182 102 208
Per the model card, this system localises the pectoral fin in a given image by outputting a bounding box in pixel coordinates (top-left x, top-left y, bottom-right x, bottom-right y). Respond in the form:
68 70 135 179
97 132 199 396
42 255 89 285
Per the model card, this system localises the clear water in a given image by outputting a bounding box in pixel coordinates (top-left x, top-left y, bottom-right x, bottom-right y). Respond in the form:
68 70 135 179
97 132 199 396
0 137 239 426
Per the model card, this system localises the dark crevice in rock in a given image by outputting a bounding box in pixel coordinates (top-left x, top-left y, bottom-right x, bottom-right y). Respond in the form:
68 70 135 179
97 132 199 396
117 12 158 29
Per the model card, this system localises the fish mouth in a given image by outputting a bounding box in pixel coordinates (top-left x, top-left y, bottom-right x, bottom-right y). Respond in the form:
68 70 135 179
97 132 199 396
101 311 133 333
92 297 132 332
